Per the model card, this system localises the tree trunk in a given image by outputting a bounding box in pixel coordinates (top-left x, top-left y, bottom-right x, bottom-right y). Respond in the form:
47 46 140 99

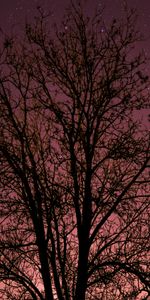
39 247 54 300
34 214 54 300
75 233 89 300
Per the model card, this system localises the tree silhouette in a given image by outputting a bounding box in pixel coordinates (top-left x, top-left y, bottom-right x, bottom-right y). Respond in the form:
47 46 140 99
0 2 150 300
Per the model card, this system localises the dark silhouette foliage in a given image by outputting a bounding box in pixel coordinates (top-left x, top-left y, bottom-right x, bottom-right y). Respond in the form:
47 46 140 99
0 2 150 300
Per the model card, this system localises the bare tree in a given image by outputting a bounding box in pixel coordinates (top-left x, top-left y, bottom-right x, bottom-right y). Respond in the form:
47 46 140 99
0 2 150 300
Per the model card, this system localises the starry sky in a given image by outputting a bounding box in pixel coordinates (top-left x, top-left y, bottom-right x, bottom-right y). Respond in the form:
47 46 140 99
0 0 149 126
0 0 150 57
0 0 150 60
0 1 149 85
0 1 150 35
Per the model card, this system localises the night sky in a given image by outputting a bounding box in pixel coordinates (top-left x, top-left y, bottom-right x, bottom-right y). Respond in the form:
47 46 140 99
0 0 150 67
1 0 150 60
0 2 149 298
0 0 150 125
0 1 150 37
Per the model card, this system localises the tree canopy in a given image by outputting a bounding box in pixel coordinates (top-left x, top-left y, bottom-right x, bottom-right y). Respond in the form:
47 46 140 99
0 2 150 300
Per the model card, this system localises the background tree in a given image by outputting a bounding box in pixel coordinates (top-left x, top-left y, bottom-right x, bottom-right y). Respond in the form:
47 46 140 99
0 2 150 300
